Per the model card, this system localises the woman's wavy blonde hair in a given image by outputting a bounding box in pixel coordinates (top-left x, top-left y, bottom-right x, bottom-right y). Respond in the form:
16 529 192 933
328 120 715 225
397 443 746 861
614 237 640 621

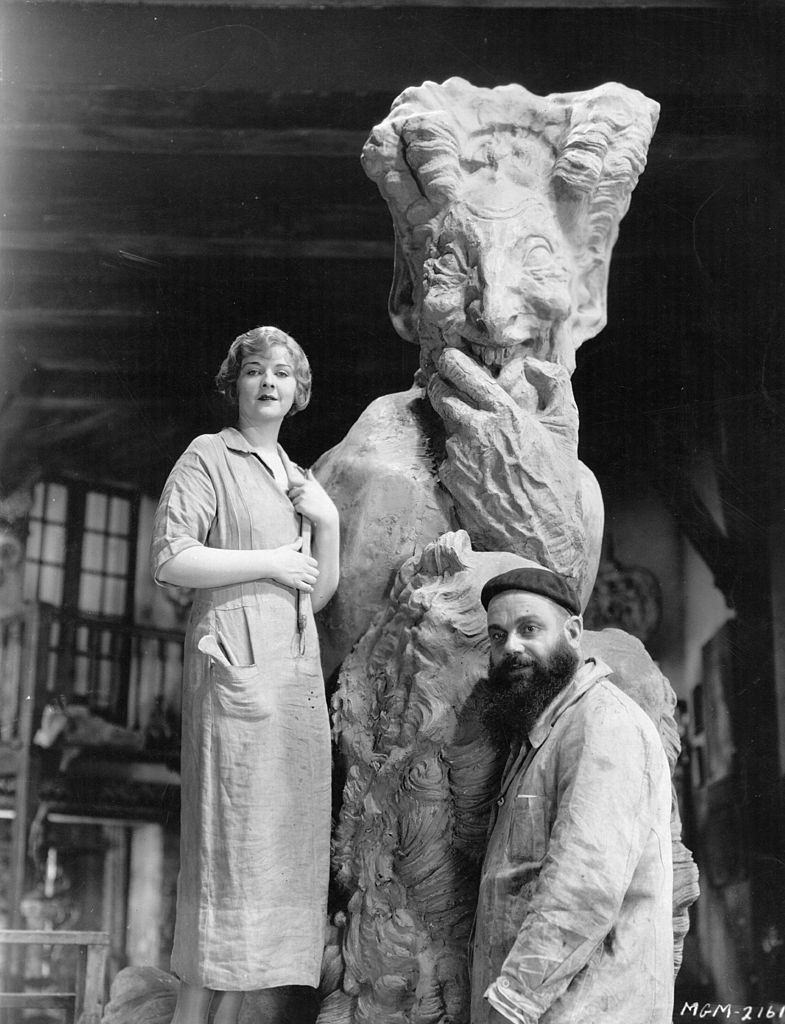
215 326 312 417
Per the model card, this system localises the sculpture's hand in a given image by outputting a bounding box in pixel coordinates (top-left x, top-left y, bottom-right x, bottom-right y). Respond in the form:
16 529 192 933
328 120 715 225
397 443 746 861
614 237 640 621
427 348 586 581
429 347 578 453
505 355 579 450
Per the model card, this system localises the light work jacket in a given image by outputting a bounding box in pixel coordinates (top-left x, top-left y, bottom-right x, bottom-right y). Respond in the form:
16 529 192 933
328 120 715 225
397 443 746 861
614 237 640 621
471 658 674 1024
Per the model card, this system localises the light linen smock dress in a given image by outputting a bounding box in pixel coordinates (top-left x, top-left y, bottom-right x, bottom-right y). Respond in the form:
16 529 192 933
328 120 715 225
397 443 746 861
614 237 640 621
151 427 331 991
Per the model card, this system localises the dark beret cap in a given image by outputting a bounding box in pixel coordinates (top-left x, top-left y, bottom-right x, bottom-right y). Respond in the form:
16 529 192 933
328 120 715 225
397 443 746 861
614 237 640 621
480 567 581 616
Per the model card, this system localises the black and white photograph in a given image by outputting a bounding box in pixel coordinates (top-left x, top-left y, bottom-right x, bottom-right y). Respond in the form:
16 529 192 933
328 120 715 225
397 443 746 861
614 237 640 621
0 1 783 1022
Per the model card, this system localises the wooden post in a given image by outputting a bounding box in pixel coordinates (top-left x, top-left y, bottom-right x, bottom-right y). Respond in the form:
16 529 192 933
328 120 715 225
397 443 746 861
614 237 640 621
101 824 129 978
126 824 164 968
75 937 109 1023
9 603 40 930
769 518 785 778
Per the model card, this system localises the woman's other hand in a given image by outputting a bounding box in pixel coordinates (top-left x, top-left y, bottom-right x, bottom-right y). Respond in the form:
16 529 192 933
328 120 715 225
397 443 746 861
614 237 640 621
269 538 320 592
288 470 339 528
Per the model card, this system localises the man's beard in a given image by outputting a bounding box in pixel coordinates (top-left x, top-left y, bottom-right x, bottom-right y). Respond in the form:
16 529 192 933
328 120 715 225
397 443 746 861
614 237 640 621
478 638 581 742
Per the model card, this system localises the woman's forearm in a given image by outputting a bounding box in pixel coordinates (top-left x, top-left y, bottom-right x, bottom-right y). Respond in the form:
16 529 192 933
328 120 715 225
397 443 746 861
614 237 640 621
157 545 281 589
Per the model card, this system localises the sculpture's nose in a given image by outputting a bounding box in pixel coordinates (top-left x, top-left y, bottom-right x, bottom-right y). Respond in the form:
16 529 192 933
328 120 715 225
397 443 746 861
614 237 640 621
470 287 541 348
470 251 544 347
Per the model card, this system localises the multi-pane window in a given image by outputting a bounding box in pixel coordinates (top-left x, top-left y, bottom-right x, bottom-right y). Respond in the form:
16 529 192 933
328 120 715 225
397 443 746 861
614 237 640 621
24 480 138 620
23 482 69 606
23 480 140 715
78 492 133 617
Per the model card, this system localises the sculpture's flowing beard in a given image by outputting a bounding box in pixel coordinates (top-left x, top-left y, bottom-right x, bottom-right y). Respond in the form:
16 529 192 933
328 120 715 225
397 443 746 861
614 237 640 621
479 638 580 740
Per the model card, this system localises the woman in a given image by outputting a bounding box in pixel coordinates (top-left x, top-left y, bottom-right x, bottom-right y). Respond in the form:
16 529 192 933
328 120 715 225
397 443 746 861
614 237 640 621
151 326 339 1024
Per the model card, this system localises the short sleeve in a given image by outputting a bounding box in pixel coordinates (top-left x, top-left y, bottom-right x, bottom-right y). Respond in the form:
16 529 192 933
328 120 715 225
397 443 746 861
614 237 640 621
150 444 218 588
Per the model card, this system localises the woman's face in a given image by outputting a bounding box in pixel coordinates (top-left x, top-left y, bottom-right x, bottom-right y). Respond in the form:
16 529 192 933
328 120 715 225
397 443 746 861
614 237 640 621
236 345 298 428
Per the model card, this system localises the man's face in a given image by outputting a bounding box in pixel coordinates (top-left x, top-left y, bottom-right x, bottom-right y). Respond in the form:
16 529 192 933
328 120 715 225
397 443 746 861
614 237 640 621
483 590 582 735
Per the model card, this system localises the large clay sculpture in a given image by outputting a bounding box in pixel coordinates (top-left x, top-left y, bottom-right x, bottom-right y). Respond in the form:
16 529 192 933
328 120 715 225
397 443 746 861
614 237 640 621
315 77 657 675
314 79 698 1024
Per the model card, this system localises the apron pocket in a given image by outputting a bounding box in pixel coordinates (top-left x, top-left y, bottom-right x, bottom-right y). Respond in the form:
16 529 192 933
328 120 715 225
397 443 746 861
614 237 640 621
198 633 272 720
210 660 272 720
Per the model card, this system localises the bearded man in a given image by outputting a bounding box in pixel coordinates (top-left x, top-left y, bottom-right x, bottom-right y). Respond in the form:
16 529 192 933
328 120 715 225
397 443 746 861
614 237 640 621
472 567 674 1024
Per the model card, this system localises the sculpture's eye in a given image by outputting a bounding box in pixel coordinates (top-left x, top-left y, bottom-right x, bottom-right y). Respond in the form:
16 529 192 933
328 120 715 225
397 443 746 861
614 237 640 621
525 242 553 268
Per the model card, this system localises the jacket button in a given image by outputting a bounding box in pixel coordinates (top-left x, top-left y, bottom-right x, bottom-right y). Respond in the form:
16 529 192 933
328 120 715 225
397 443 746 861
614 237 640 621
497 796 505 806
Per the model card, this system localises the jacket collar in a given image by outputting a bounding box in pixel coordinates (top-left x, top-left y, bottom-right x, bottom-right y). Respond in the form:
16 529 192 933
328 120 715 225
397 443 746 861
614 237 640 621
527 657 611 749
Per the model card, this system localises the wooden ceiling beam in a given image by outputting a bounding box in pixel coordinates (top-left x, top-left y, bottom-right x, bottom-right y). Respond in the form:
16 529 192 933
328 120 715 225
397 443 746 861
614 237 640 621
9 0 741 9
5 86 770 136
1 310 148 331
0 228 715 263
1 124 761 163
2 125 368 158
0 231 393 261
30 356 150 375
4 396 169 413
18 408 120 446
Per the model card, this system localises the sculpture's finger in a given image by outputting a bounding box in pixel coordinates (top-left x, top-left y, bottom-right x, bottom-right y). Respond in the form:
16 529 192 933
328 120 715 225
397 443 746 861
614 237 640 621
523 356 579 442
523 357 574 412
428 377 480 432
437 348 511 412
497 352 540 414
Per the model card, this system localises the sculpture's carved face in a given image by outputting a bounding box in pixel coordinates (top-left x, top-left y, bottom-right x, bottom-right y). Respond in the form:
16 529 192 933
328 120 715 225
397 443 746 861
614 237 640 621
418 185 575 376
363 78 659 383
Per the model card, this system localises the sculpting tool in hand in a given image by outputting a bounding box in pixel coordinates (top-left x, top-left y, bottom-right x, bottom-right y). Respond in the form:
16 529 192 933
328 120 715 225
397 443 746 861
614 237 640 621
297 514 312 655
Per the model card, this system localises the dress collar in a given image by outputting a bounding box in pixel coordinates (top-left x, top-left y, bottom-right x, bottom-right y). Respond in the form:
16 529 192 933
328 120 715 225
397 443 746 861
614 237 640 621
218 427 304 492
219 426 257 454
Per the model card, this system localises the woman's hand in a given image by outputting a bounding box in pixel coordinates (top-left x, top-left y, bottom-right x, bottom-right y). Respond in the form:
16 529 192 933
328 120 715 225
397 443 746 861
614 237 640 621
268 538 320 592
157 538 321 592
288 470 339 528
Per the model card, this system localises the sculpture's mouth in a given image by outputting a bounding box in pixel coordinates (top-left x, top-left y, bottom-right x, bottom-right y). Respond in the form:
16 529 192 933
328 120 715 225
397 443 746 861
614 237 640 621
450 325 550 374
467 342 524 371
456 338 546 378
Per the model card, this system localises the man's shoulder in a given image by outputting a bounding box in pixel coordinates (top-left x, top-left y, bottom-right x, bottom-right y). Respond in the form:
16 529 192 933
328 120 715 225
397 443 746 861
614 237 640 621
571 670 664 751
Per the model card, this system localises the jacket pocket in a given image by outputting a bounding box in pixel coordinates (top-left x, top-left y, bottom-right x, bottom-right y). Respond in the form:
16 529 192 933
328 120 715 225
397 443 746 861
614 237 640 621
198 634 271 720
508 793 547 863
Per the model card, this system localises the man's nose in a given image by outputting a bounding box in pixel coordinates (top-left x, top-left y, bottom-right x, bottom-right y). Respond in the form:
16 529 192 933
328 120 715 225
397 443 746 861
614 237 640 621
503 633 525 656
